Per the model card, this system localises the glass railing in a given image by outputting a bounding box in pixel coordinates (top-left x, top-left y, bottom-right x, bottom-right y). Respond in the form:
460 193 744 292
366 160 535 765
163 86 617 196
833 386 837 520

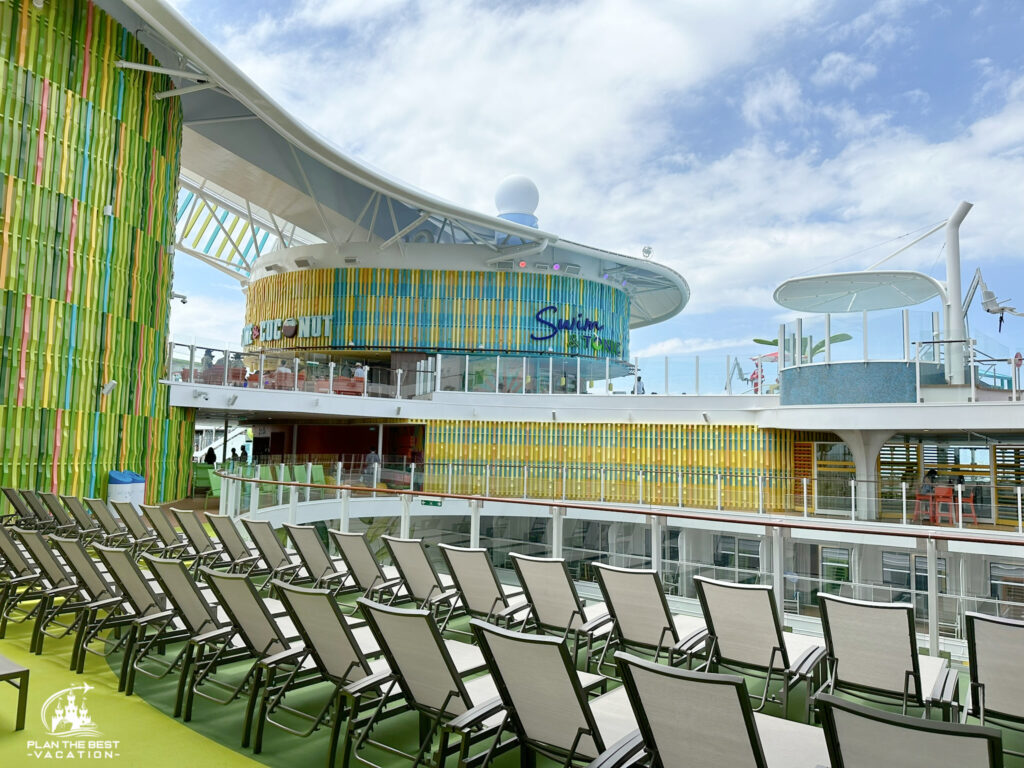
215 469 1024 651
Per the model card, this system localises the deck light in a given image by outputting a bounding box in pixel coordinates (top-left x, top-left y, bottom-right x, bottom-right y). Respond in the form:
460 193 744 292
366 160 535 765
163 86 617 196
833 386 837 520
518 260 527 268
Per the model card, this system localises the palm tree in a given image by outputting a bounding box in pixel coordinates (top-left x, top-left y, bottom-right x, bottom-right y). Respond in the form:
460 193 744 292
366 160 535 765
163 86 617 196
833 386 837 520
753 334 852 362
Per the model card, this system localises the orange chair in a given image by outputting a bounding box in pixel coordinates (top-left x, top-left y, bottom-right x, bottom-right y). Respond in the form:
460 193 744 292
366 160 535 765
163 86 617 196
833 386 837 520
913 493 934 524
959 487 978 525
933 486 956 525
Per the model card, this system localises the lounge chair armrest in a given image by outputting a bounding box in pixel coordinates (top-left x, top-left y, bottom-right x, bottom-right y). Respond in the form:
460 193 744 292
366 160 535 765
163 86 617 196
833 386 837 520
446 697 505 730
672 627 709 656
232 554 262 566
193 626 235 645
6 574 41 586
88 596 125 611
135 609 177 626
427 588 460 606
49 584 83 596
259 647 307 668
495 601 532 620
343 670 393 697
929 667 960 705
580 612 614 634
320 570 349 583
790 642 827 679
589 730 646 768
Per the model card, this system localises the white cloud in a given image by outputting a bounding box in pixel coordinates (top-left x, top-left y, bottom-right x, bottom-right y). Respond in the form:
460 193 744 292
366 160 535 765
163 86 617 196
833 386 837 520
169 292 247 349
741 70 805 128
812 52 879 90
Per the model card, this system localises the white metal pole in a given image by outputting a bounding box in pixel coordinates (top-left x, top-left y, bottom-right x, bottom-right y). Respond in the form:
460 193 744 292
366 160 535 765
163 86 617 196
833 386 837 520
249 475 260 517
435 353 442 392
400 494 411 538
637 471 644 506
1017 486 1022 534
288 485 298 525
550 506 564 559
340 488 350 533
470 499 481 548
757 475 764 514
901 482 907 525
305 461 313 502
335 461 343 499
409 463 416 491
677 470 683 508
716 473 722 511
850 479 856 520
803 477 809 518
447 462 453 494
926 538 939 655
945 201 973 386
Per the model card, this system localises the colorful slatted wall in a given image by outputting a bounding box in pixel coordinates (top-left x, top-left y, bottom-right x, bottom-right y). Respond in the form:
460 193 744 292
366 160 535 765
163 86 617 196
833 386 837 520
244 267 630 357
421 421 801 511
0 1 191 502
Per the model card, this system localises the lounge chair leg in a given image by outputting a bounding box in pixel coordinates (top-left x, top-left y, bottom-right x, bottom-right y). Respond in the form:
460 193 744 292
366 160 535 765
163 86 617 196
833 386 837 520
242 666 264 748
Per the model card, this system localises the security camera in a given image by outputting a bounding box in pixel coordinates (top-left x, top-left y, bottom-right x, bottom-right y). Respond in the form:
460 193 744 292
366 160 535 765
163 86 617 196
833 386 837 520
100 380 117 396
171 291 188 305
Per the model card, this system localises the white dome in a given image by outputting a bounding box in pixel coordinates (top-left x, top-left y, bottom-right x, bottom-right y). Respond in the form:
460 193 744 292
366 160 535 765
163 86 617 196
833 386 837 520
495 175 539 216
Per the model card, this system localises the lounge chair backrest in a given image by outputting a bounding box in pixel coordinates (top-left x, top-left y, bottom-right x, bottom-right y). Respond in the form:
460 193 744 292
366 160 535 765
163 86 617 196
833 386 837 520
111 501 152 540
84 498 124 536
60 495 98 532
0 525 34 576
820 595 920 698
595 563 676 647
284 524 337 580
816 693 1003 768
140 505 180 548
511 553 585 630
207 514 252 561
358 598 469 714
276 581 372 682
439 543 505 614
694 576 787 668
202 567 288 656
173 509 217 554
616 652 767 768
472 618 604 757
21 490 56 526
242 519 291 570
330 530 386 590
13 528 74 588
1 487 36 523
143 555 220 634
51 536 116 600
38 492 75 528
966 612 1024 721
382 536 442 602
93 545 163 616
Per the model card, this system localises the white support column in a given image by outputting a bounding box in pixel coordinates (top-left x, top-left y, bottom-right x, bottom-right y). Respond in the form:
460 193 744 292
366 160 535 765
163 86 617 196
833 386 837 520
249 475 260 518
409 463 416 491
277 464 285 506
373 463 380 497
485 464 490 497
469 498 481 548
637 471 644 505
335 461 343 499
340 489 351 533
447 463 453 494
328 361 335 394
550 506 564 559
772 527 785 617
677 470 683 508
435 353 443 392
218 476 228 516
600 468 606 502
650 515 663 575
562 464 567 501
926 538 939 655
523 465 529 498
835 430 896 520
945 201 973 386
288 485 298 525
305 461 313 502
400 494 411 538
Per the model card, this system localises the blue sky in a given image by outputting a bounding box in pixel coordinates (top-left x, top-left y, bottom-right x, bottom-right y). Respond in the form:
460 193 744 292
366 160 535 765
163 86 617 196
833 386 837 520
168 0 1024 371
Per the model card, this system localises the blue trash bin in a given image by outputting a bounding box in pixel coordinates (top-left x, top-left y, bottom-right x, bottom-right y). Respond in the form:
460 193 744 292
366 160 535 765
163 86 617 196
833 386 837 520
108 470 133 504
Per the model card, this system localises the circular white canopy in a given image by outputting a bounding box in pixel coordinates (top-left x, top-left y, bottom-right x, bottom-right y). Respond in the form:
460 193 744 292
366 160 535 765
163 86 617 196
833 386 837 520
774 270 946 313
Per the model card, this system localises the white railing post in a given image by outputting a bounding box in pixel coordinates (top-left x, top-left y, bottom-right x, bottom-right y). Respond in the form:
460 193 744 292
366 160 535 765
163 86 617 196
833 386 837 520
328 361 335 394
600 468 606 502
485 464 490 497
447 462 453 494
400 494 411 538
396 368 403 399
550 506 564 559
562 464 567 501
773 527 785 616
957 484 964 529
464 355 470 392
469 498 481 548
637 471 644 506
335 461 343 499
577 356 582 395
495 358 500 394
293 357 299 391
802 477 809 518
278 464 285 505
716 473 722 511
258 352 265 389
757 475 764 514
435 353 443 392
1017 486 1022 534
650 514 663 575
850 479 856 520
288 485 298 525
409 463 416 491
677 470 683 508
220 475 231 517
372 463 380 497
249 476 260 517
969 341 977 402
305 461 313 502
901 482 907 525
926 538 939 655
915 342 922 402
523 465 528 499
522 357 527 394
340 488 350 533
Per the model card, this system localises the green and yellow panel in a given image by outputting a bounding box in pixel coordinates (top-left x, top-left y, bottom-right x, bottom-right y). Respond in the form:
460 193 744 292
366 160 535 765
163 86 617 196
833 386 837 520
422 420 812 512
244 267 630 358
0 0 192 502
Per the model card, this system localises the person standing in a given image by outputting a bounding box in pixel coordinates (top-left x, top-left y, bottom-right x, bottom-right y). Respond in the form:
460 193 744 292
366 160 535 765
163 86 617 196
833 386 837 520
364 448 380 485
633 376 645 395
354 362 368 393
239 445 248 464
204 446 216 465
230 448 238 461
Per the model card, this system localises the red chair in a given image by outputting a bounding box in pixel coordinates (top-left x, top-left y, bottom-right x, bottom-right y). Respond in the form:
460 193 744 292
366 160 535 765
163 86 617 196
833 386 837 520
933 486 956 525
913 493 934 524
959 487 978 525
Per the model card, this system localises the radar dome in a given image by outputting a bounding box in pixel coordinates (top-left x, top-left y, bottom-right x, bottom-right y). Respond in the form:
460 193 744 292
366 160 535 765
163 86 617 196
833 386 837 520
495 175 539 217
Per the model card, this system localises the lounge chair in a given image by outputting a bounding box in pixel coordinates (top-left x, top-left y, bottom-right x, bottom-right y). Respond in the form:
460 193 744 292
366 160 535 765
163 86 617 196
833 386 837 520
240 518 307 588
0 525 43 639
58 495 104 542
251 581 392 759
110 501 162 555
206 513 267 576
816 692 1003 767
354 598 512 768
37 492 81 536
594 562 707 669
140 504 190 557
2 487 51 529
23 490 75 534
381 535 459 628
172 508 233 573
283 523 351 591
83 498 131 546
693 575 826 721
328 530 404 604
11 528 81 655
438 543 528 624
510 552 612 667
470 618 633 767
590 651 831 768
966 612 1024 757
818 594 959 720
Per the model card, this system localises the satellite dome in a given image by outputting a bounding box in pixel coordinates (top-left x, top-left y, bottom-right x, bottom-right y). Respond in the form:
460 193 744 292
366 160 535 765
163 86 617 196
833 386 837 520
495 175 539 217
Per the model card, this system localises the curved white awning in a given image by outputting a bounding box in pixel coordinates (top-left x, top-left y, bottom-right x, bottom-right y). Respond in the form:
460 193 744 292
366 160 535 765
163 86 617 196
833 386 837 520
774 270 946 313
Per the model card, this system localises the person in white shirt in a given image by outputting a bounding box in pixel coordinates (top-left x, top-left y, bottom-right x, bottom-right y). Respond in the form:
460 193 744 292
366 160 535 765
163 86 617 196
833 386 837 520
633 376 645 395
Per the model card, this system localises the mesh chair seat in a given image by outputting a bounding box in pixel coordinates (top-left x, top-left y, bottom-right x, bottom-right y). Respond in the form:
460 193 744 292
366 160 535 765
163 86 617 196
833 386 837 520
752 712 830 767
587 686 639 751
783 631 827 666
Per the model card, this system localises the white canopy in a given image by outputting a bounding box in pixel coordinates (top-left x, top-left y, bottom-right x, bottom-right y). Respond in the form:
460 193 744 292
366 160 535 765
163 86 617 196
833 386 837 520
773 270 945 313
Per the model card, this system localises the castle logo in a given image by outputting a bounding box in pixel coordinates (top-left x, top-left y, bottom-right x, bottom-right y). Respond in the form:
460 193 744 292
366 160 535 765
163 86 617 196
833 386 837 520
26 684 121 759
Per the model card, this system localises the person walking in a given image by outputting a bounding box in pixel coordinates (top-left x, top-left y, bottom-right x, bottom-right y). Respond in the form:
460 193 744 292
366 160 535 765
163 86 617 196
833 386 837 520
204 446 216 465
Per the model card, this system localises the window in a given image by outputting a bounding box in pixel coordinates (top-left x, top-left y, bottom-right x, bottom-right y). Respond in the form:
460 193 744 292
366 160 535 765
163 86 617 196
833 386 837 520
713 535 761 583
820 547 850 596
